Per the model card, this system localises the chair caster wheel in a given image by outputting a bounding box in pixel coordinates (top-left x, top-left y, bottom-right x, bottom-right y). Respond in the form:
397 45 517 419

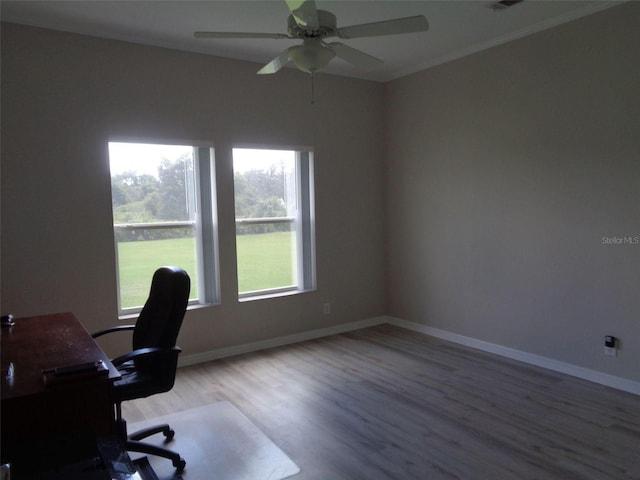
164 428 175 441
174 458 186 473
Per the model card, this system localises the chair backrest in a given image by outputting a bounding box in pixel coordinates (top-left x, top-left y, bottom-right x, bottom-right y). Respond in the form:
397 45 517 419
132 266 190 374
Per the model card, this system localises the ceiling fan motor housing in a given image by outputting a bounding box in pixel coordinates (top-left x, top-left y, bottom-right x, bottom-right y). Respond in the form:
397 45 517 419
287 10 337 38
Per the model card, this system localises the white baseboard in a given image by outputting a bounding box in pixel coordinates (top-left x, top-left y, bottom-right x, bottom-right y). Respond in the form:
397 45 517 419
387 316 640 396
179 315 640 396
179 316 387 367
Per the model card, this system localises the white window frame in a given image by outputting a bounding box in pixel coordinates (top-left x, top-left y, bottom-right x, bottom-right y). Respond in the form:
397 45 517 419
234 147 316 301
110 140 220 315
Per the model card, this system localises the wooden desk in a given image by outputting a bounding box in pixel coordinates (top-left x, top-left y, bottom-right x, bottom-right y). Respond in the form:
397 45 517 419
1 312 120 473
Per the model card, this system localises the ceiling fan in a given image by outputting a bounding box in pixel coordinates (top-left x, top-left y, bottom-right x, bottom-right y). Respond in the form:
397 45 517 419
194 0 429 75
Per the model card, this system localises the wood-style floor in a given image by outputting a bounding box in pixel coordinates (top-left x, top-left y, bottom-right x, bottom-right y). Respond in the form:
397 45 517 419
122 324 640 479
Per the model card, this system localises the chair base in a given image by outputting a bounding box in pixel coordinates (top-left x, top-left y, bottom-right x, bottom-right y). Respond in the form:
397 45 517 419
127 436 186 473
116 414 186 473
130 423 175 442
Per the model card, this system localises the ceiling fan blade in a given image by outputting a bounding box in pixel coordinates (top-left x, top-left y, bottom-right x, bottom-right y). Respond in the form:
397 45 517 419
336 15 429 39
257 49 291 74
285 0 320 29
327 42 383 68
194 31 290 39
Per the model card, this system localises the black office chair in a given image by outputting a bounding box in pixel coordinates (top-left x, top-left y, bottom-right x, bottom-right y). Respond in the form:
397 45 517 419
93 266 190 473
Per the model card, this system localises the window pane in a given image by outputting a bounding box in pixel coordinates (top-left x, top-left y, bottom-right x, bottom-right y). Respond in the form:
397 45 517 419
233 148 299 295
109 141 200 311
115 227 199 309
109 143 196 224
236 224 297 294
233 149 296 220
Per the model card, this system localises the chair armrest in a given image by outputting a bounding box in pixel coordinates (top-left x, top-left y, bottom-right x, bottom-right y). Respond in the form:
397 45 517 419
91 325 136 339
111 346 182 367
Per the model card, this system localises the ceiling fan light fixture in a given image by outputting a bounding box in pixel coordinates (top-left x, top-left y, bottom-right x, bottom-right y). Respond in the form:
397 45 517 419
289 39 335 74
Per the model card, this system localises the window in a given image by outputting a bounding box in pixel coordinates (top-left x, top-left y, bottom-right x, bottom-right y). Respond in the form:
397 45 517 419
109 141 218 314
233 147 315 299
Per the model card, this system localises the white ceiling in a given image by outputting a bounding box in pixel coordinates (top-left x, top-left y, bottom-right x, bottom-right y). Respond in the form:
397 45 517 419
0 0 623 82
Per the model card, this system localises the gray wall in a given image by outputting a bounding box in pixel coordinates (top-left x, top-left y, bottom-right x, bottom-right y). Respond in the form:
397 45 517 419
1 23 387 357
385 2 640 382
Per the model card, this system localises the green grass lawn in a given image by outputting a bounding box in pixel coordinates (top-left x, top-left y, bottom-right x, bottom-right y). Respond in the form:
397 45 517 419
117 232 294 308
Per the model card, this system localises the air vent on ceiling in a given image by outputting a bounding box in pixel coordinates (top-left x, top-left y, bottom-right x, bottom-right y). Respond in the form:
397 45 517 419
488 0 524 11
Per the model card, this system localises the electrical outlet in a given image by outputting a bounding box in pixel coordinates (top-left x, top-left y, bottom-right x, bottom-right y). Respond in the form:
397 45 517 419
604 335 618 356
323 303 331 315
